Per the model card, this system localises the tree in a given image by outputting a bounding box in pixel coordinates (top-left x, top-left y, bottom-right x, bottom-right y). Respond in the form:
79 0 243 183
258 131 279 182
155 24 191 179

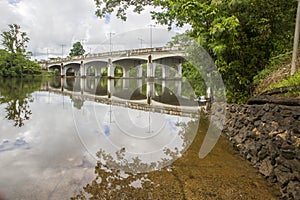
1 24 29 55
291 0 300 75
69 42 85 57
94 0 297 103
0 25 41 77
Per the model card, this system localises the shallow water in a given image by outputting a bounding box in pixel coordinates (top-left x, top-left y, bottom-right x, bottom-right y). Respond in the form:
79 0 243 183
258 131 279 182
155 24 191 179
0 77 279 199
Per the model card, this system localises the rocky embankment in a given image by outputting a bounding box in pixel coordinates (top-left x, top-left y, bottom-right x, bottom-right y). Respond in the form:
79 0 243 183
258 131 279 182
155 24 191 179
222 99 300 199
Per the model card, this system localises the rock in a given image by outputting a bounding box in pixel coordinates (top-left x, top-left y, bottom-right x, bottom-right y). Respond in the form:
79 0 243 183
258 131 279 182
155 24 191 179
258 147 268 160
223 103 300 199
274 168 291 186
281 148 296 160
263 104 270 111
259 159 273 177
290 159 300 173
287 181 300 200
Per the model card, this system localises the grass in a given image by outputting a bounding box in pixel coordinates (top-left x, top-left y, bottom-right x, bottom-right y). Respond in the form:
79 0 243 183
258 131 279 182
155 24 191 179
253 52 292 85
268 70 300 97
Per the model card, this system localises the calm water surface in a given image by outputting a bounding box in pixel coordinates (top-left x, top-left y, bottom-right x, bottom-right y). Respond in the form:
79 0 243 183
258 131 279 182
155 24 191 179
0 77 279 199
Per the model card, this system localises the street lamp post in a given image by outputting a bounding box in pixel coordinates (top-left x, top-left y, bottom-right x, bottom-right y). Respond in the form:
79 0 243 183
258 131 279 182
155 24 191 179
138 37 145 48
61 44 65 59
109 32 115 54
148 24 156 49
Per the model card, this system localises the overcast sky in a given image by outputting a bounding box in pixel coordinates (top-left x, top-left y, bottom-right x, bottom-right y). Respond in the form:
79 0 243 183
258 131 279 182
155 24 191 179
0 0 189 60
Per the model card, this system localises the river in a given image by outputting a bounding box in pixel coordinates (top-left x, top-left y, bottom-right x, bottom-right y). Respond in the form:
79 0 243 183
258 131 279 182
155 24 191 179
0 77 279 199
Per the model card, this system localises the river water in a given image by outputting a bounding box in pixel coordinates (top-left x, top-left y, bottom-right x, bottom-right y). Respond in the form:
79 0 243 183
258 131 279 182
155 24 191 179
0 77 279 199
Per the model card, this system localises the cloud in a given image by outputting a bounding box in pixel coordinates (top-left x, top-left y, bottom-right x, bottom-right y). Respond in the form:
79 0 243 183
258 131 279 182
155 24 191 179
0 0 187 60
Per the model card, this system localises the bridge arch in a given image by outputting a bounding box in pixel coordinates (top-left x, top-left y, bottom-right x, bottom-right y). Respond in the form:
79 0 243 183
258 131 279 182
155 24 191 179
153 55 184 79
64 63 81 77
84 61 108 77
48 64 61 75
113 58 147 78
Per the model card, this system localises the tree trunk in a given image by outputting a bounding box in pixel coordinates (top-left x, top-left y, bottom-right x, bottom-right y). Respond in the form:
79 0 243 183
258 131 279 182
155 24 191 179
291 0 300 75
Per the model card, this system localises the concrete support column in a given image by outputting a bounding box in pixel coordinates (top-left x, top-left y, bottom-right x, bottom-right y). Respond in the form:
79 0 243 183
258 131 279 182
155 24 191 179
146 80 155 104
174 80 182 96
162 80 168 94
147 55 154 78
162 65 170 79
96 67 101 77
80 61 85 77
108 58 115 78
80 78 85 94
61 77 64 92
137 79 143 93
123 79 129 89
176 63 182 78
123 67 130 78
107 79 114 98
137 65 143 78
60 63 64 76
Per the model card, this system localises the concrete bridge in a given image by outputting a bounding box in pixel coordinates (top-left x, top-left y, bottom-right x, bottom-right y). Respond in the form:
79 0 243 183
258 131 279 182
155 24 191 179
41 46 185 79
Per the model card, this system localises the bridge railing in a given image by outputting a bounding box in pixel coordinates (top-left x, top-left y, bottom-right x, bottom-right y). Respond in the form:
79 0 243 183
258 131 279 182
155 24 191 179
44 46 184 65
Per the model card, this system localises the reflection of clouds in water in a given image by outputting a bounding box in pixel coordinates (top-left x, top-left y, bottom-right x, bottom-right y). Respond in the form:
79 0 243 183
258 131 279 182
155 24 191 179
104 124 110 136
0 92 96 199
0 138 30 152
166 118 178 133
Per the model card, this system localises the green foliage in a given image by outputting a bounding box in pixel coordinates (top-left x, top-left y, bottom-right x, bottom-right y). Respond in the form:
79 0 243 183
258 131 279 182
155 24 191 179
94 0 297 103
0 24 41 77
1 24 29 54
69 42 85 57
0 49 41 77
253 52 292 85
270 70 300 90
182 62 206 96
53 69 59 76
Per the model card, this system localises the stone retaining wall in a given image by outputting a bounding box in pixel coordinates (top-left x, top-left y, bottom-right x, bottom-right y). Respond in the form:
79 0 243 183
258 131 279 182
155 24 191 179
222 104 300 199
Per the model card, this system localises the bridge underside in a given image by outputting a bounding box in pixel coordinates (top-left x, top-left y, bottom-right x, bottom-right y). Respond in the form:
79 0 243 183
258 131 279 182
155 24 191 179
47 53 185 79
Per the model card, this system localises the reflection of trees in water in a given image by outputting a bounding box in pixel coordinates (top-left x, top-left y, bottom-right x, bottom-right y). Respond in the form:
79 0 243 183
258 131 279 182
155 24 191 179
72 97 84 110
50 76 61 88
0 77 42 127
71 119 200 199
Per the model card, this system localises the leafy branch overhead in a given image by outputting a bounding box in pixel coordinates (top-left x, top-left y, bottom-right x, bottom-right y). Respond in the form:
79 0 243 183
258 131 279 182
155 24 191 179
94 0 297 103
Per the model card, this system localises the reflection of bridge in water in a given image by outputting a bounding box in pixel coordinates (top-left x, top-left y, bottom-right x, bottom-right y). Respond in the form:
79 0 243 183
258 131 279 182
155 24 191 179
42 77 206 117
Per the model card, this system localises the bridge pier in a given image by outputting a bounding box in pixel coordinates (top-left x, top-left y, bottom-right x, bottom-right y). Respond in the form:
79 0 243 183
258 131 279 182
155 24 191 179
175 80 182 96
123 68 130 78
147 55 154 80
138 79 143 93
80 61 86 77
146 80 155 104
162 66 170 79
123 79 129 89
107 59 115 78
60 63 65 77
176 64 182 78
137 65 143 78
107 79 114 98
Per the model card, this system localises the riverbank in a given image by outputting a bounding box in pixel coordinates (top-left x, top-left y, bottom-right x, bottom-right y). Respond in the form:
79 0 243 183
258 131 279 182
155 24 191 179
222 100 300 199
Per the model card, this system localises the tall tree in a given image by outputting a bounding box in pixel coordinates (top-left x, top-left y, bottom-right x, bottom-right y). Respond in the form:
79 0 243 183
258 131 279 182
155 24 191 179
1 24 29 55
69 42 85 57
94 0 297 103
0 25 41 77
